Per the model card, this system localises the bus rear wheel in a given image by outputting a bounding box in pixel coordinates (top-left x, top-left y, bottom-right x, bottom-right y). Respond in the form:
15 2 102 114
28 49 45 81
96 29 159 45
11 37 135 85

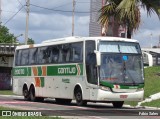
74 88 87 106
112 101 124 108
23 88 30 101
29 86 44 102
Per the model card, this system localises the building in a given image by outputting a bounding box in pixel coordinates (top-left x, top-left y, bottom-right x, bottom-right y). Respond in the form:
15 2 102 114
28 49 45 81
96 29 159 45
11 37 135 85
0 44 17 90
89 0 126 37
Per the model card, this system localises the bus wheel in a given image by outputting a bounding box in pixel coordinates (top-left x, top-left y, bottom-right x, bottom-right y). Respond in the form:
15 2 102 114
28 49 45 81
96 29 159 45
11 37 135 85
30 86 36 102
23 87 30 101
55 98 72 105
74 88 87 106
112 101 124 108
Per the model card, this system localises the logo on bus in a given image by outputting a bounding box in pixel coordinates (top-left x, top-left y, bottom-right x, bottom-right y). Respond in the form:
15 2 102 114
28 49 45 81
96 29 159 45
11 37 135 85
14 69 25 75
58 67 76 75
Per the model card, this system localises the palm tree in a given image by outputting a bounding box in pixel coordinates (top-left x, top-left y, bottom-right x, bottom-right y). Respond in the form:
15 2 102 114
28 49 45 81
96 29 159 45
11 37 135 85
98 0 160 38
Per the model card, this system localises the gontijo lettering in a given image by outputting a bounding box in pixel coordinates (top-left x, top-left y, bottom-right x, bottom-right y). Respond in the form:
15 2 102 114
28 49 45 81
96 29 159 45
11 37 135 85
58 67 76 74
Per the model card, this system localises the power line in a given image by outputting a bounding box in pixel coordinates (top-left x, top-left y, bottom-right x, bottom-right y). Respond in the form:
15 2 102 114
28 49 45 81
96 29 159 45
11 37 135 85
30 3 92 13
30 2 73 13
3 6 24 25
17 0 27 11
52 2 72 9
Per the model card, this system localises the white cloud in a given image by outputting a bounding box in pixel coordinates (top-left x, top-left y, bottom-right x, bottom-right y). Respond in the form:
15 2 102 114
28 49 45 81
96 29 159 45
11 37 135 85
133 8 160 47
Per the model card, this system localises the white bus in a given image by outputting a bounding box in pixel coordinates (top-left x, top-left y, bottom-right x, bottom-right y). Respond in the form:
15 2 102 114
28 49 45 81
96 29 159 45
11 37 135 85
13 36 144 108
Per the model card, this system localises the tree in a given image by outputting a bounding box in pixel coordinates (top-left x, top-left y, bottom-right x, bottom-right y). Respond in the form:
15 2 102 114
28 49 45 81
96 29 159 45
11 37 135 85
0 24 16 43
27 38 35 44
98 0 160 38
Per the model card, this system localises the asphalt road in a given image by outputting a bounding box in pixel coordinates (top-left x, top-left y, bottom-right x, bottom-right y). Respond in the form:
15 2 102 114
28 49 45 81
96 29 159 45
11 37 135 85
0 95 159 119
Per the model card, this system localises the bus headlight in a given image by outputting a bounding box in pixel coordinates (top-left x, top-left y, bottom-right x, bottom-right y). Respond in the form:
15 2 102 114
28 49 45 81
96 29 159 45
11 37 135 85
100 86 111 91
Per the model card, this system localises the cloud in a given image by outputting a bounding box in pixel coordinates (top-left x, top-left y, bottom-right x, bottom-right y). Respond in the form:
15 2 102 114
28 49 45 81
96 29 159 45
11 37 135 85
133 8 160 47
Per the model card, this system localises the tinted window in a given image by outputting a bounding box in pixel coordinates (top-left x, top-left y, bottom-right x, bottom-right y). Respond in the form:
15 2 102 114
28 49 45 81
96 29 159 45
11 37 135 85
62 44 70 62
50 46 59 63
70 42 83 62
99 41 141 53
21 49 29 65
15 50 22 66
38 47 51 64
28 48 38 65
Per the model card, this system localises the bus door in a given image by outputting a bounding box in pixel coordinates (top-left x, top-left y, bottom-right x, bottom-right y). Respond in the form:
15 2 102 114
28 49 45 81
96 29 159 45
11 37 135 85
85 41 98 100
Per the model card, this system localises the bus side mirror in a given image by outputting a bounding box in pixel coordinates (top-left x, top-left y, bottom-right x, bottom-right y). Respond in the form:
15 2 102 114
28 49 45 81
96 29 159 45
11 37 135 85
94 50 101 66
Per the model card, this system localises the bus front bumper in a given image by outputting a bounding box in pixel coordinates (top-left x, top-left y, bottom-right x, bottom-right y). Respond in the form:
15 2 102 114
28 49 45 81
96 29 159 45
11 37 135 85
96 89 144 101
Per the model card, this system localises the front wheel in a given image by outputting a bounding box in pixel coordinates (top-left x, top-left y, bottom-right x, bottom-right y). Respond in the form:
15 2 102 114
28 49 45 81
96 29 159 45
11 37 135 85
112 101 124 108
74 88 87 106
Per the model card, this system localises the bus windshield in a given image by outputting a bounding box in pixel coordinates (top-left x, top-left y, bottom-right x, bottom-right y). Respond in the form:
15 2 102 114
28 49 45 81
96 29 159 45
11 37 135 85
99 41 144 85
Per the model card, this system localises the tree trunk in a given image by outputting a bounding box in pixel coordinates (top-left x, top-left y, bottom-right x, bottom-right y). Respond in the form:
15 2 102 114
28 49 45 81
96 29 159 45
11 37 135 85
127 27 132 39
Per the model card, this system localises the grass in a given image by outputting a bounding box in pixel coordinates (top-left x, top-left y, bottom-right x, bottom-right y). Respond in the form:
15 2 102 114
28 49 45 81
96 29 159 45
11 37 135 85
125 66 160 107
141 99 160 107
0 90 14 95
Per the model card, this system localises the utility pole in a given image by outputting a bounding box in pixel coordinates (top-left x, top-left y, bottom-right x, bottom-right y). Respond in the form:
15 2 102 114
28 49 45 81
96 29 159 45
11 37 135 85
25 0 30 45
72 0 75 36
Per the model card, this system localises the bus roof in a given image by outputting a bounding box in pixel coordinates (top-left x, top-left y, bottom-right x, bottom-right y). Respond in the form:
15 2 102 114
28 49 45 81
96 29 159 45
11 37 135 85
16 36 139 50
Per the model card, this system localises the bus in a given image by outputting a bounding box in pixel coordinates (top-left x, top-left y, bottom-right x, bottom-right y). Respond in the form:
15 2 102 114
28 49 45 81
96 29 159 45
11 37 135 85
12 36 144 108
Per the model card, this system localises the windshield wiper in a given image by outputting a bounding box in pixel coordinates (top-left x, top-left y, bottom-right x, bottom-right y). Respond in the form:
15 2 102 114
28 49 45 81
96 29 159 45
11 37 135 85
122 61 137 85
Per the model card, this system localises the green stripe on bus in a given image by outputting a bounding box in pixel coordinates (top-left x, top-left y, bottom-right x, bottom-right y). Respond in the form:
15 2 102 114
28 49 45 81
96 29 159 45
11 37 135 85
13 64 83 76
38 67 42 76
27 67 31 76
100 81 144 89
40 77 45 87
47 64 83 76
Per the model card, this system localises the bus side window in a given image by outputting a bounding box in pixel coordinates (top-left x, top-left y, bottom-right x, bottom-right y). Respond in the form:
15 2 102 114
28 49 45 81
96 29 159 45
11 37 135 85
21 49 29 65
62 44 70 63
70 42 83 62
28 48 38 65
15 50 22 66
38 47 49 64
51 46 59 63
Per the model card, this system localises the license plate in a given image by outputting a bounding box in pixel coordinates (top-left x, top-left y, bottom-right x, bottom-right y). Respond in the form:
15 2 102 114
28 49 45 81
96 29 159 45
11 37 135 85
120 95 128 98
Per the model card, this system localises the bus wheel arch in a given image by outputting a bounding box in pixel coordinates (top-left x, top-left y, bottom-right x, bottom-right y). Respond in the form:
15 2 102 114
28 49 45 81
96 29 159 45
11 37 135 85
23 83 30 101
74 84 87 106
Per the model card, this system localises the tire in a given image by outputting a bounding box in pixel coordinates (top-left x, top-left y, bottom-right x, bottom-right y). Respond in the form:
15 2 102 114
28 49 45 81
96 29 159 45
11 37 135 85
30 86 37 102
112 101 124 108
30 86 44 102
55 98 72 105
74 88 87 106
23 87 30 101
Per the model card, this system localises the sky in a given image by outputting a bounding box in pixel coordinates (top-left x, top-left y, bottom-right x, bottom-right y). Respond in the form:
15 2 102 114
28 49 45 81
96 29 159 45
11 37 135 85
1 0 160 47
